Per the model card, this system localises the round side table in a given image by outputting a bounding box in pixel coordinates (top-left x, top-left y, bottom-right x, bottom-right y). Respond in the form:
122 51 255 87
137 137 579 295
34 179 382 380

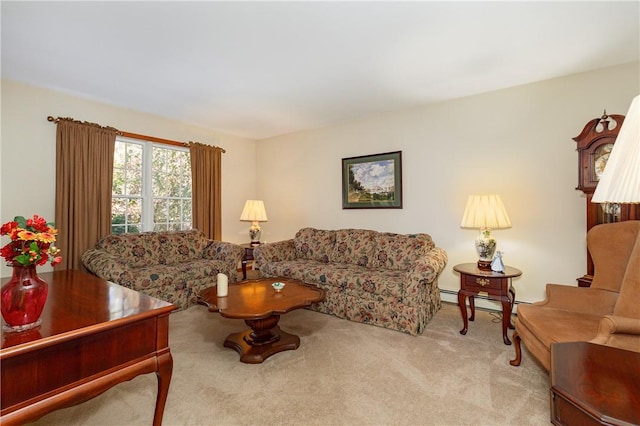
453 263 522 345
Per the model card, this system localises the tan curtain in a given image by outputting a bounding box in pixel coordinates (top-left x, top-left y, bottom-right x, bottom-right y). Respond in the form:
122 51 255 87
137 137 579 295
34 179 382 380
55 119 116 271
190 142 224 239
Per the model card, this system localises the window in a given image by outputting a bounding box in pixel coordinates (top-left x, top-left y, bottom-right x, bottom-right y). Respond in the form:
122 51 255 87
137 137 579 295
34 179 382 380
112 137 192 234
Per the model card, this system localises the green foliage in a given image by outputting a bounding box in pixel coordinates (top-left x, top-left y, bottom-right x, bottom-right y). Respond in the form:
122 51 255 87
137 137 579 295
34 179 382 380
112 141 192 234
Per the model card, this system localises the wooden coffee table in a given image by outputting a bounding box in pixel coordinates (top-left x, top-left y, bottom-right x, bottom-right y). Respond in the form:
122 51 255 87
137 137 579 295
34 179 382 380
197 277 325 364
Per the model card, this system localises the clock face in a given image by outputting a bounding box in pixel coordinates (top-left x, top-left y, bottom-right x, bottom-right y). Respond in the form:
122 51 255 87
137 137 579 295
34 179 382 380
593 143 614 181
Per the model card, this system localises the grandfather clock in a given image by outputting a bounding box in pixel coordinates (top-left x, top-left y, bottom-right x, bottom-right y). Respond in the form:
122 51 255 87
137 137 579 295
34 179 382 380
574 112 639 286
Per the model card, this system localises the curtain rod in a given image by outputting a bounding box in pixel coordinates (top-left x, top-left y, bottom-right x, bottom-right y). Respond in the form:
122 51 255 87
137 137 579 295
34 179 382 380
47 116 225 152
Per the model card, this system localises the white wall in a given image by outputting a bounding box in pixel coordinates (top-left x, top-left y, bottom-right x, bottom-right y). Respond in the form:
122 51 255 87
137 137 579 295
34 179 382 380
3 62 638 306
0 79 257 278
255 61 640 306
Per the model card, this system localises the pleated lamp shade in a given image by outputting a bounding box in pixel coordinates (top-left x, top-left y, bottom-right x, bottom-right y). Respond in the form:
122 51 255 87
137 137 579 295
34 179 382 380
460 194 512 230
592 95 640 204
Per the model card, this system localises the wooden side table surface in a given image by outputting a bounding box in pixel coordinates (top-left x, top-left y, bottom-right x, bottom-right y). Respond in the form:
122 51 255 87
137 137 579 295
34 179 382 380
1 270 175 425
453 263 522 345
551 342 640 425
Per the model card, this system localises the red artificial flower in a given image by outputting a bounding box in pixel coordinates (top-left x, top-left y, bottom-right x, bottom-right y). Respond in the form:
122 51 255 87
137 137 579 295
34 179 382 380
0 215 63 267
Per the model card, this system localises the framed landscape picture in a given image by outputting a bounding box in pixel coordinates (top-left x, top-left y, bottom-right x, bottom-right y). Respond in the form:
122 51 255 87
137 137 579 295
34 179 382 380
342 151 402 209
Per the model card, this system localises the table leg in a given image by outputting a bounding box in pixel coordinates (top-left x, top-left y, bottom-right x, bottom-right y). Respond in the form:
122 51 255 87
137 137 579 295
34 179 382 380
458 291 469 335
153 350 173 426
224 315 301 363
241 260 248 280
468 295 476 321
508 286 516 329
501 298 513 345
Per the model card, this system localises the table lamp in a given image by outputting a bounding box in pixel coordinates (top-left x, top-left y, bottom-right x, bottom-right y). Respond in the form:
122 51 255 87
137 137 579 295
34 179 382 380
240 200 268 245
592 95 639 204
460 194 512 270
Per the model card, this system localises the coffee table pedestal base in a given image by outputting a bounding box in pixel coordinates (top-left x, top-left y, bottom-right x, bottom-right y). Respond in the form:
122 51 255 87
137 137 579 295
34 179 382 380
224 316 300 364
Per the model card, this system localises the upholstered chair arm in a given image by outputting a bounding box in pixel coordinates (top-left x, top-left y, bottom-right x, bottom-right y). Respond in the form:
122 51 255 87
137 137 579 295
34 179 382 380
203 240 245 264
404 247 448 297
81 248 130 283
254 239 296 268
202 241 244 283
535 284 618 315
590 315 640 352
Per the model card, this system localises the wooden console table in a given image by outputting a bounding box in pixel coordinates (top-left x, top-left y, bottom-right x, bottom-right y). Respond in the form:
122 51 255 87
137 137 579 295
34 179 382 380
1 270 175 425
551 342 640 425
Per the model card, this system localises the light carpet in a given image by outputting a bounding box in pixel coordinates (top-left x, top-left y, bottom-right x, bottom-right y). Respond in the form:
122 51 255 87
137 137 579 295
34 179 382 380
31 302 549 426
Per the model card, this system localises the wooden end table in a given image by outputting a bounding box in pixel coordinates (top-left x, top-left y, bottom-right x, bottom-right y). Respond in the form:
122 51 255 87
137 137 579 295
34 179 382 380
1 270 175 426
453 263 522 345
241 243 256 280
551 342 640 425
197 277 325 364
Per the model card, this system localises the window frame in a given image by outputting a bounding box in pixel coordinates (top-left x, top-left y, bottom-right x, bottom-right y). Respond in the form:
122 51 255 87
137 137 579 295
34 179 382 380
112 136 192 234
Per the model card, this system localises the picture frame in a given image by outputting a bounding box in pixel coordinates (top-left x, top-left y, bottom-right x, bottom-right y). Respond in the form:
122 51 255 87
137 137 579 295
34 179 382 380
342 151 402 209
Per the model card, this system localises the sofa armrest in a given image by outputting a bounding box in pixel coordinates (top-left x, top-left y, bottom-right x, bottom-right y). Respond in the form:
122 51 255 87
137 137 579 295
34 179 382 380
535 284 618 315
254 239 296 268
203 241 245 281
404 246 448 296
590 315 640 352
81 248 130 282
203 240 244 263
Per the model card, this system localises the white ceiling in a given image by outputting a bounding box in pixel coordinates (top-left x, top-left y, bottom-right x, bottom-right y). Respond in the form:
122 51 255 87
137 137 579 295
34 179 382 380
2 1 639 140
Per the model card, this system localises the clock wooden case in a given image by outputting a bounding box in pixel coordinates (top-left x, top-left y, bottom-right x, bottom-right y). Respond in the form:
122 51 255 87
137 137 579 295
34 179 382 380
575 113 625 193
574 112 639 286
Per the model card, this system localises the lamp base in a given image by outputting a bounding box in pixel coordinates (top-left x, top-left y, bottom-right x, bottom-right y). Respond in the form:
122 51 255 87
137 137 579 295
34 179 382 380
249 222 262 245
477 260 492 271
474 229 497 271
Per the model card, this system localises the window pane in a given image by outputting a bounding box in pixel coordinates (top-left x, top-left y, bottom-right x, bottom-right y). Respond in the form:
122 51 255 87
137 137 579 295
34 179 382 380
126 144 143 169
126 168 142 196
184 200 192 222
127 199 142 225
112 198 127 225
112 139 192 234
113 167 126 196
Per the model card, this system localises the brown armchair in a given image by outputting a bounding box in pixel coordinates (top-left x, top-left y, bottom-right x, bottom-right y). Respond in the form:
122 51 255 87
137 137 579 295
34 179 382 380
510 220 640 370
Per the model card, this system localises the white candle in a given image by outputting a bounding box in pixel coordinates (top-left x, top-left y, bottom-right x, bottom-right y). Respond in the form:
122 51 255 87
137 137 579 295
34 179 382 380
217 273 228 297
217 296 227 310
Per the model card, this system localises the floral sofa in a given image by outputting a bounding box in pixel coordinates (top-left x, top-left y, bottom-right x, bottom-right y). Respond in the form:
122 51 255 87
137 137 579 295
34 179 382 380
254 227 448 335
81 230 244 310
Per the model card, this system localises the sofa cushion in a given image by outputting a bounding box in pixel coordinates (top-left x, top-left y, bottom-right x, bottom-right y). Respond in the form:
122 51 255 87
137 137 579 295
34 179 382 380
294 228 335 263
305 263 405 298
517 304 602 349
96 233 161 268
370 233 434 270
159 229 210 265
330 229 376 267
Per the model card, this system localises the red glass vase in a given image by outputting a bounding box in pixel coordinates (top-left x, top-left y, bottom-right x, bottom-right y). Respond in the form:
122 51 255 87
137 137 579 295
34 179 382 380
1 265 48 332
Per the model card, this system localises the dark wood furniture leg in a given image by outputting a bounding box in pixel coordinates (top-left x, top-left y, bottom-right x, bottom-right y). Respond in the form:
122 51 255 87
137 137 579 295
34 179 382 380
468 295 476 321
500 296 513 345
510 331 522 366
224 315 300 364
458 290 470 335
241 244 255 280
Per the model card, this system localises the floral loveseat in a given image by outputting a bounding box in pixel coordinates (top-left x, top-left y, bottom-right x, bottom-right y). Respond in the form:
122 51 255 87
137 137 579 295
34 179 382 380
254 228 448 335
82 230 244 310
